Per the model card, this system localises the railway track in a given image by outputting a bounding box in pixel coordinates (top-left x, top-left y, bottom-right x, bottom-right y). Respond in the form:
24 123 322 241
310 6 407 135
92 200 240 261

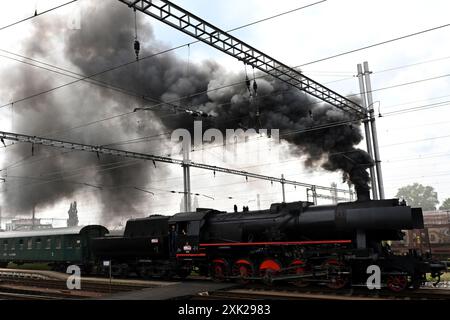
0 278 157 293
1 270 449 300
0 275 161 299
190 283 450 301
0 291 65 300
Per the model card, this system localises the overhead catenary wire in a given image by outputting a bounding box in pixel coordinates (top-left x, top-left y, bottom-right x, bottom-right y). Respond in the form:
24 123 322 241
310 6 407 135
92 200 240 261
0 0 78 31
2 93 450 177
2 88 450 177
2 8 449 113
1 50 447 152
2 3 450 196
0 0 326 111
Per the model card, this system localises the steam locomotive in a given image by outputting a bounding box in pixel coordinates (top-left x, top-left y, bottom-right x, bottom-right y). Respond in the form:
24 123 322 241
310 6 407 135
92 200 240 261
91 196 445 292
0 196 446 292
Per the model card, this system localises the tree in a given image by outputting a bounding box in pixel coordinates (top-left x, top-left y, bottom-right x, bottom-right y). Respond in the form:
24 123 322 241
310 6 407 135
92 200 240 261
395 183 439 211
440 198 450 210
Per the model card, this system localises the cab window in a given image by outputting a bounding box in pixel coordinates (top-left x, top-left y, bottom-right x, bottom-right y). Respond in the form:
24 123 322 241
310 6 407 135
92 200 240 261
177 222 189 235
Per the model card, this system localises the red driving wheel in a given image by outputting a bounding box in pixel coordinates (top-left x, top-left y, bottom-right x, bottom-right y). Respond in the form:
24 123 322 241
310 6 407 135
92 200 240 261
211 262 226 282
232 259 254 284
289 259 309 288
387 274 408 292
259 259 282 286
323 259 349 290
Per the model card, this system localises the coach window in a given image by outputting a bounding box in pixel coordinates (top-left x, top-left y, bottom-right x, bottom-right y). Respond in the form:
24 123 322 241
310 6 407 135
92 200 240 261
75 239 81 249
27 238 32 250
3 240 8 251
56 238 62 249
67 238 73 249
19 239 24 250
46 238 52 250
36 238 42 250
10 240 15 251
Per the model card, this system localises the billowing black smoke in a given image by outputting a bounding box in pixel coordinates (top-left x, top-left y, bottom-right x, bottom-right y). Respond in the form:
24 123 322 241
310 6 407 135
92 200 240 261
1 1 373 220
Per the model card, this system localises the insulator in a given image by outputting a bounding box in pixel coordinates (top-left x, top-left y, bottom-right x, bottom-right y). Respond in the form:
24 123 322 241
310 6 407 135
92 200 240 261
134 40 140 60
245 75 251 93
253 80 258 94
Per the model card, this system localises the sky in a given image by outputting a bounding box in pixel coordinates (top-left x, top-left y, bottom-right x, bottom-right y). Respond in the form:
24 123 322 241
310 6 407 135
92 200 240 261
1 0 450 227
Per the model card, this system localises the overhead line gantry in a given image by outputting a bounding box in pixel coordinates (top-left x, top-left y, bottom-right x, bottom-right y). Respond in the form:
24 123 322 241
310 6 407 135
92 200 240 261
0 131 352 203
118 0 365 117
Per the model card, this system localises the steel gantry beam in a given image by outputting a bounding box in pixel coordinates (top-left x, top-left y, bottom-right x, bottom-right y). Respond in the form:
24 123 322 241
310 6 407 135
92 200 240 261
118 0 365 117
0 131 351 196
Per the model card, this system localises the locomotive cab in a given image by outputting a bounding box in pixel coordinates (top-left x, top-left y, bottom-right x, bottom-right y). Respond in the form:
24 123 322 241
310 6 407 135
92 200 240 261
169 209 214 258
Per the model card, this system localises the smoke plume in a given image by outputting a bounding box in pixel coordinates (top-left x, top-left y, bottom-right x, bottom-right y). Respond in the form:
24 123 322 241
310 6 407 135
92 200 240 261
1 1 373 221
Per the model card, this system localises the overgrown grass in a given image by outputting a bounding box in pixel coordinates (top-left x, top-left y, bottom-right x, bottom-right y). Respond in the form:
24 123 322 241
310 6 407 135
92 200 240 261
426 272 450 282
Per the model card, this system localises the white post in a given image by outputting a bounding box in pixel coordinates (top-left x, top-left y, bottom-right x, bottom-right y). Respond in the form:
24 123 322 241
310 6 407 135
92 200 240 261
257 194 261 210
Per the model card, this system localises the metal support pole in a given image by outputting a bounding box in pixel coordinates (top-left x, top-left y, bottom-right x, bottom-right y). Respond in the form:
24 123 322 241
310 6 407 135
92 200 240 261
281 174 286 203
312 186 317 205
357 64 378 200
186 164 191 212
182 147 192 212
363 61 385 199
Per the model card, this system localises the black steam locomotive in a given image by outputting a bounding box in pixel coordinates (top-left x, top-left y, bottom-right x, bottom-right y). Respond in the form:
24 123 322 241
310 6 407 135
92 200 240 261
91 197 446 292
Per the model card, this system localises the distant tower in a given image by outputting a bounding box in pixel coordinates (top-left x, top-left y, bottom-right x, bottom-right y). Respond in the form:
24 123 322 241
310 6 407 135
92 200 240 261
32 205 36 230
331 183 338 204
67 201 79 227
179 197 185 212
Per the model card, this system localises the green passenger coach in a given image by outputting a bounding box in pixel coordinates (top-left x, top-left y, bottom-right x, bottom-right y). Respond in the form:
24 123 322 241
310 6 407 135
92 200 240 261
0 225 109 272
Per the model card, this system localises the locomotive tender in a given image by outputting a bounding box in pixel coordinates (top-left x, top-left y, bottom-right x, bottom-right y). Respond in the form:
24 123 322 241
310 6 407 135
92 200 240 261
0 198 446 292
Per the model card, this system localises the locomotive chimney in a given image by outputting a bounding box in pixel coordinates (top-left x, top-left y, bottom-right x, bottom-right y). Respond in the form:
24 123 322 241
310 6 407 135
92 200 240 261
356 185 371 202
